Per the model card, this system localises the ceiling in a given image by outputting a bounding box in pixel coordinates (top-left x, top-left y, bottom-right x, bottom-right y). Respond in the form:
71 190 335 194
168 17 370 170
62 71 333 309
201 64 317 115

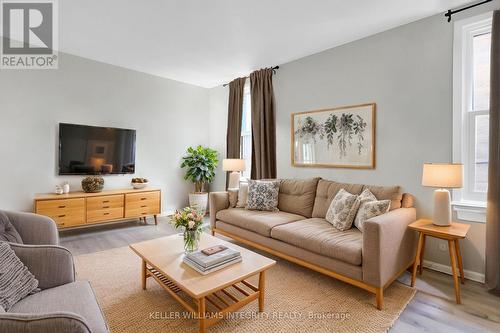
58 0 472 88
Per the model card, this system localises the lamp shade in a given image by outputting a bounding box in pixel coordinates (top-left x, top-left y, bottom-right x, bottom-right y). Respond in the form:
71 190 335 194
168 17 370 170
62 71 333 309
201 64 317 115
422 163 463 188
222 159 246 172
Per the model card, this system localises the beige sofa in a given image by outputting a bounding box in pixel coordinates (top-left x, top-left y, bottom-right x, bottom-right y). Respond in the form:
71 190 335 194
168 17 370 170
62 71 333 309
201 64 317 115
209 178 417 310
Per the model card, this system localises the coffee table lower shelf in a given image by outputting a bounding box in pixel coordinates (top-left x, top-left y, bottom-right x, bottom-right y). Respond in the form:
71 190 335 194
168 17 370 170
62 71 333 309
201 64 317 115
141 260 266 333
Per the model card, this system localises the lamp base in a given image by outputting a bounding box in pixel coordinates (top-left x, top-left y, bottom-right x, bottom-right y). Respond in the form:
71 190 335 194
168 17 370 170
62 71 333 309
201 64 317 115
433 189 451 226
227 171 240 190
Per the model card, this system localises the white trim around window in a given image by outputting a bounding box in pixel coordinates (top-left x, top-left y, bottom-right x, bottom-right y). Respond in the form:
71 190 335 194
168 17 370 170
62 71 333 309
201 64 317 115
452 12 492 222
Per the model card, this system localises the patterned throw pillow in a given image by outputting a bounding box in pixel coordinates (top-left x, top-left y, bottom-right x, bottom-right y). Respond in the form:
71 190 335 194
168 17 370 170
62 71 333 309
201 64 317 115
354 189 391 232
0 242 39 311
246 180 280 211
325 189 360 231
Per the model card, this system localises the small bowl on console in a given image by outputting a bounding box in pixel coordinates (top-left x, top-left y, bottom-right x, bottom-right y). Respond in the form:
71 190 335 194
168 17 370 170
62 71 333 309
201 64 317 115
131 178 149 189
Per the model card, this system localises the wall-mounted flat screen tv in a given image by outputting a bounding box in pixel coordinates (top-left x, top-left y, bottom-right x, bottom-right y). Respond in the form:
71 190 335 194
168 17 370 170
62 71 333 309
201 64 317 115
59 123 136 175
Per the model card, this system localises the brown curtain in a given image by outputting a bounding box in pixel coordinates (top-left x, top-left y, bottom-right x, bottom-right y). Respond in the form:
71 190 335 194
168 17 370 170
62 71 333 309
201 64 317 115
226 77 246 187
250 68 277 179
486 10 500 294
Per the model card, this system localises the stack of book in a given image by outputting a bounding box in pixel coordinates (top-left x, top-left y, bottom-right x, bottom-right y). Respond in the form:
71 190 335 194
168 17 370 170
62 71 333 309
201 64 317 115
183 246 241 275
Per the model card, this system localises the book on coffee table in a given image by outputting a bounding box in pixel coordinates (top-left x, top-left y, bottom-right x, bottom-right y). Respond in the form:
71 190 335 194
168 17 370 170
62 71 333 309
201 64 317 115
183 255 242 275
185 247 241 269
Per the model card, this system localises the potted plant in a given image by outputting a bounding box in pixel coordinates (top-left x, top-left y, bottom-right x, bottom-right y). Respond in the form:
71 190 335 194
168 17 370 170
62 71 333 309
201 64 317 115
180 145 218 214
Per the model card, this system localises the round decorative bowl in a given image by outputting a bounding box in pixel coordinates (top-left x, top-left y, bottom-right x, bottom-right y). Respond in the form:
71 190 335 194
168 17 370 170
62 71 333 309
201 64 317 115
132 182 148 189
81 176 104 193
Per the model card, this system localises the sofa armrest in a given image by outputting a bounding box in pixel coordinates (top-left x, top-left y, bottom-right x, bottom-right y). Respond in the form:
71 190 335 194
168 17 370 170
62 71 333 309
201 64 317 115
209 192 230 229
0 312 93 333
5 211 59 245
10 244 75 289
362 208 417 288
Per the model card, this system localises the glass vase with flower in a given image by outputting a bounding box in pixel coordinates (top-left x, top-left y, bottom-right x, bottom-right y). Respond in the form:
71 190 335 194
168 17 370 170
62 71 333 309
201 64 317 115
170 207 204 253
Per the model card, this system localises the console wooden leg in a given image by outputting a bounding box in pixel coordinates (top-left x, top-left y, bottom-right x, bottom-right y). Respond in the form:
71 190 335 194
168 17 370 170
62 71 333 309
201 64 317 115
154 215 157 225
411 232 424 287
448 240 461 304
376 288 384 310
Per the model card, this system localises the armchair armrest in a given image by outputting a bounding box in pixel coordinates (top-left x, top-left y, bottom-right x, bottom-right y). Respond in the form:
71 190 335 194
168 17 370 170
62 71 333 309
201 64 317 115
0 312 92 333
5 211 59 245
362 208 417 287
209 192 230 229
10 244 75 289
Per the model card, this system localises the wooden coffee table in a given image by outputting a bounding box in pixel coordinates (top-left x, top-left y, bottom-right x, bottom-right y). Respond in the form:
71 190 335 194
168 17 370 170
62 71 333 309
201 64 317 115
129 233 276 333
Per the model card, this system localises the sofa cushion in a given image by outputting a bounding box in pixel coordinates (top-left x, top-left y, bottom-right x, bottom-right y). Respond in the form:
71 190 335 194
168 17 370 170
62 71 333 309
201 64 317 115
216 208 303 237
312 180 364 218
10 280 108 333
236 183 249 208
278 178 320 218
362 184 402 210
271 218 363 266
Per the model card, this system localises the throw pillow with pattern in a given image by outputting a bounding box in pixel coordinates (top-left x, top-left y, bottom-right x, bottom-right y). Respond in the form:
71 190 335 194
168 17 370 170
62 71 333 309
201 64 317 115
246 180 280 211
354 189 391 232
325 189 360 231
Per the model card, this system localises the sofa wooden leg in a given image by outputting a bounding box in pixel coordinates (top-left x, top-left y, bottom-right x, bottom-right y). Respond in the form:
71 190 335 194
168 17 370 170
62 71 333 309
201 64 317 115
376 288 384 310
211 229 215 236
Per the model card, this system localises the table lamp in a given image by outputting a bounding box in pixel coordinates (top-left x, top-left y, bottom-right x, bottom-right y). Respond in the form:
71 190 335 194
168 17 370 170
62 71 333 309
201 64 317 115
223 159 246 189
422 163 463 226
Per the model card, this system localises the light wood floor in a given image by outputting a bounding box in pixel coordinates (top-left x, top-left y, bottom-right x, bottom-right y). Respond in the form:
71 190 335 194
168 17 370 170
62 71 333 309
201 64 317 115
60 217 500 333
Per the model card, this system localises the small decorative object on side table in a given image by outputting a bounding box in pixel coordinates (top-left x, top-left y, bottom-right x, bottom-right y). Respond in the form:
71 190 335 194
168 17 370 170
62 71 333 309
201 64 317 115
408 219 470 304
170 207 203 253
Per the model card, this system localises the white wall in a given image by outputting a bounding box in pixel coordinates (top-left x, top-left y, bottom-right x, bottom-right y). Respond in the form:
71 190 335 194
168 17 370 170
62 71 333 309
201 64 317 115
0 52 210 214
208 3 500 278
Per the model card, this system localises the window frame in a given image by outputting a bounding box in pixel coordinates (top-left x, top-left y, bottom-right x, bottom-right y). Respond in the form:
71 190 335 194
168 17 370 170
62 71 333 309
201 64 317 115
240 80 252 180
452 12 492 221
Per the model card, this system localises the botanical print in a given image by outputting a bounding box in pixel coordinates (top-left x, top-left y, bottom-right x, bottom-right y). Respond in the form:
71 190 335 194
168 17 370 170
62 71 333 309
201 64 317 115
292 103 375 168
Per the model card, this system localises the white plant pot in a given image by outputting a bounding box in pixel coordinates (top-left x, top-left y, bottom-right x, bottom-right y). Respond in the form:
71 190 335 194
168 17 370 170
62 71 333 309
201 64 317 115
189 192 208 215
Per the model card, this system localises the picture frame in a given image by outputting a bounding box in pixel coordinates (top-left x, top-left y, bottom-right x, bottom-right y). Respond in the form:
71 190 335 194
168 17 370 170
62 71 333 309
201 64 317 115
291 103 376 169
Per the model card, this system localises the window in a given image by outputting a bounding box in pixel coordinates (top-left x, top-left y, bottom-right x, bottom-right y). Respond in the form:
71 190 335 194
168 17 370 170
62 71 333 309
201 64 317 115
240 81 252 179
453 12 491 219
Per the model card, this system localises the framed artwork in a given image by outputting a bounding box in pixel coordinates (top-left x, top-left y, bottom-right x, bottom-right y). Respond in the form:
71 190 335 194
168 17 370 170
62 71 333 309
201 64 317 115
291 103 375 169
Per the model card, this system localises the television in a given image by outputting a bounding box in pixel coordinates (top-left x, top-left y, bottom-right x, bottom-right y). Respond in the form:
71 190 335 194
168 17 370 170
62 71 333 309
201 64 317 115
58 123 136 175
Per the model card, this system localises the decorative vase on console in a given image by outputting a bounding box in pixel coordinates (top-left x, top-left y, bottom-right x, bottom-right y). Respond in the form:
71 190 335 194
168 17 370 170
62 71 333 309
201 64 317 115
170 207 203 253
81 176 104 193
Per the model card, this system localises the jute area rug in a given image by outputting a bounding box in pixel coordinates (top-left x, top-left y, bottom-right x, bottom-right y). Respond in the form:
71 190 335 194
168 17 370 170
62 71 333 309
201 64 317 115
75 244 415 333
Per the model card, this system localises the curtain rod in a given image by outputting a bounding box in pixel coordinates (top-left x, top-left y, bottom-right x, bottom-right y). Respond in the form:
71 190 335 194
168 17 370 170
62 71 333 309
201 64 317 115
445 0 492 22
222 66 279 87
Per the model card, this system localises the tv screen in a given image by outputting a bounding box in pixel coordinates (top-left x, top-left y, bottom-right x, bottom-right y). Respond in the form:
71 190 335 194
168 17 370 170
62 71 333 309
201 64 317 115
59 123 136 175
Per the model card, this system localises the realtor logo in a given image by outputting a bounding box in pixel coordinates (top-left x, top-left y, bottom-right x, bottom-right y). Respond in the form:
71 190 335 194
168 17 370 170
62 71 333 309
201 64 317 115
1 0 58 69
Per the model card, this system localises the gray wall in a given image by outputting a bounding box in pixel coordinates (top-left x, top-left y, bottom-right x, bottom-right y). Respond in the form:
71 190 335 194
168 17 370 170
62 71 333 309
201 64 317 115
0 52 210 214
209 3 500 278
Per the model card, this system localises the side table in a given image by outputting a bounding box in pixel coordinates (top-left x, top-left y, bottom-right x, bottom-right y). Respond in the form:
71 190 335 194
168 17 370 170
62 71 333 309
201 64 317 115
408 219 470 304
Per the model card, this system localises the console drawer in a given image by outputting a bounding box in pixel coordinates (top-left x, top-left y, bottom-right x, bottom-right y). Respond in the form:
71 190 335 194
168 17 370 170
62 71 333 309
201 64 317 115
35 198 85 228
87 207 124 223
87 194 124 211
125 191 160 204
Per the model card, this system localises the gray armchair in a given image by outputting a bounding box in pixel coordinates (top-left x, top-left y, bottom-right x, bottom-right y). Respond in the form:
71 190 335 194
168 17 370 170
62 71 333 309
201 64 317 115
0 211 108 333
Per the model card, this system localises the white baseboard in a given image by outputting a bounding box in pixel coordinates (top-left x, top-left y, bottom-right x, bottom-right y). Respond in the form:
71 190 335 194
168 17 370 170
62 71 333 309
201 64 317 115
423 259 485 283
